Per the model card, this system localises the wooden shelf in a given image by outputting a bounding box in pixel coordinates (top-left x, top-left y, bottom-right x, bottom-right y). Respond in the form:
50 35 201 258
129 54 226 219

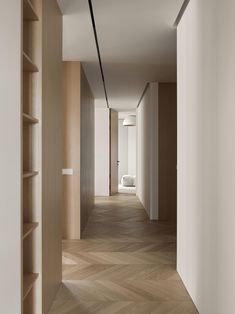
23 273 39 300
22 0 41 311
23 113 39 124
23 0 39 21
23 223 39 240
23 52 38 73
23 171 39 179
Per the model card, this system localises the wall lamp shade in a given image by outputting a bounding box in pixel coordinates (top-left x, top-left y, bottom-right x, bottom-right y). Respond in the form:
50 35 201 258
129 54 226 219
123 115 136 126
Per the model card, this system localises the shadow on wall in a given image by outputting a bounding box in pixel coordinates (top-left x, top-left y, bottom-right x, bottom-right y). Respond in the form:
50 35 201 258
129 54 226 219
136 82 177 221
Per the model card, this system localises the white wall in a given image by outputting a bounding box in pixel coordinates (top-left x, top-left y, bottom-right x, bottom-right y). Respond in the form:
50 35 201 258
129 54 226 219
128 126 136 176
118 120 128 182
0 2 22 312
95 107 110 196
177 0 235 313
137 83 158 219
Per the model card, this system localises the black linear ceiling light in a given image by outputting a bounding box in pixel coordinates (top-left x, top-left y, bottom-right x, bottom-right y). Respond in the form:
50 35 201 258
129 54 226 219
88 0 109 109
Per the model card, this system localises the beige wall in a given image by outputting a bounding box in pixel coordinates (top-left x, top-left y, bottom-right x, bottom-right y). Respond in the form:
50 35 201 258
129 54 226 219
41 1 63 313
63 62 94 239
217 1 235 312
0 1 22 312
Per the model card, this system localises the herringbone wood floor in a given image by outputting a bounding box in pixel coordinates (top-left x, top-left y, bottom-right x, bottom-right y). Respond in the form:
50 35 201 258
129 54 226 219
50 194 198 314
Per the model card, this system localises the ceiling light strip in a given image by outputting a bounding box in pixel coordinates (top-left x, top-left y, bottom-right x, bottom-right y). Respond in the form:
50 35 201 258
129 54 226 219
174 0 190 27
88 0 109 109
137 82 150 108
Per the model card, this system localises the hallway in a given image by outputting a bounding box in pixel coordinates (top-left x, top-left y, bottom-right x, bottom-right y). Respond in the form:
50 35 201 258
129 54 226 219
50 194 198 314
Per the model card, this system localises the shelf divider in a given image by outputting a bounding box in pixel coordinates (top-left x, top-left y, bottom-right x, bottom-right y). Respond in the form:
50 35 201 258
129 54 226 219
23 273 39 300
23 171 39 179
23 113 39 124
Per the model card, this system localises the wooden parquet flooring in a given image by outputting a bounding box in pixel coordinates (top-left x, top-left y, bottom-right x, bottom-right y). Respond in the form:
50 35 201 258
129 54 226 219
50 194 198 314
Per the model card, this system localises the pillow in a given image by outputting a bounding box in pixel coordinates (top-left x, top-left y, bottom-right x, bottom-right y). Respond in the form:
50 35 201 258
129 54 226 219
121 175 134 187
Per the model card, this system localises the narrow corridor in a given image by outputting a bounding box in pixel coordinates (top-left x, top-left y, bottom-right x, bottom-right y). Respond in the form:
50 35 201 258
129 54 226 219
50 194 198 314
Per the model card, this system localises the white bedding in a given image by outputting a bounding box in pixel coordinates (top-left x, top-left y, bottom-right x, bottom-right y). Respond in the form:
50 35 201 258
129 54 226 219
121 175 136 187
118 184 136 194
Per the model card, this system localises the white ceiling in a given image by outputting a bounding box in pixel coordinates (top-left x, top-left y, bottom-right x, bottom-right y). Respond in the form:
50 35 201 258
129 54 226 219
119 111 136 120
57 0 183 110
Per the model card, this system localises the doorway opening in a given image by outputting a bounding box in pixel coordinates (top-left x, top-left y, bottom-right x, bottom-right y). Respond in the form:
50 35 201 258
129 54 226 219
118 111 137 195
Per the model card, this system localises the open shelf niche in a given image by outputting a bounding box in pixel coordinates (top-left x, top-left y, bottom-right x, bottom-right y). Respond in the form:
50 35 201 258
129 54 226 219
23 273 39 300
23 52 39 73
23 223 39 240
23 0 39 21
22 0 42 313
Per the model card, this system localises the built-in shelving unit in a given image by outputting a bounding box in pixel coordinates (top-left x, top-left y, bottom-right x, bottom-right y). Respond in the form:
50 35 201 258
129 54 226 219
22 0 42 313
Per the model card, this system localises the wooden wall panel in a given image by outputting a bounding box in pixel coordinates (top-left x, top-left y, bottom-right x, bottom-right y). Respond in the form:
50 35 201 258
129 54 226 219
80 67 95 232
110 109 119 195
41 1 63 313
158 83 177 221
63 62 81 239
63 62 94 239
